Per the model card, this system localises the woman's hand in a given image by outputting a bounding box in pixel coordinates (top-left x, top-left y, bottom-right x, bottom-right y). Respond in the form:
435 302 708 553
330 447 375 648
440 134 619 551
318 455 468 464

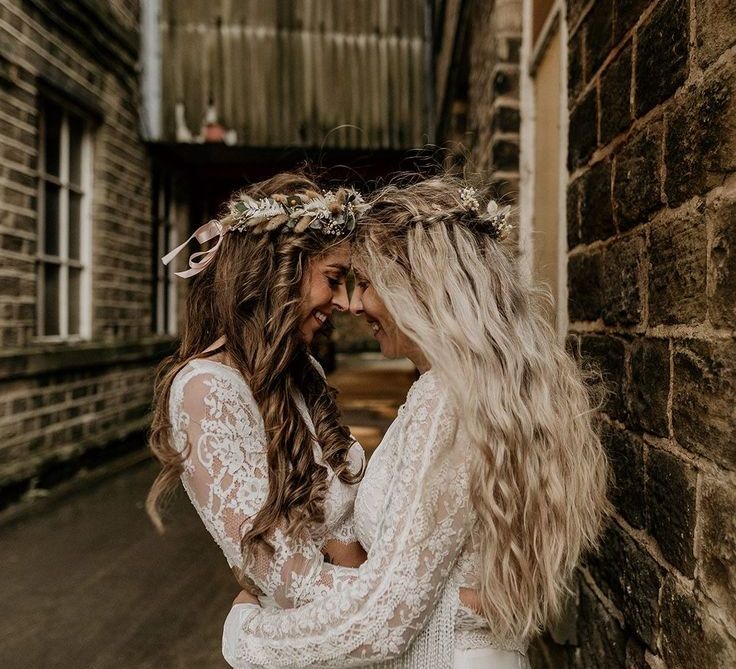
322 539 367 568
459 587 483 614
233 589 260 606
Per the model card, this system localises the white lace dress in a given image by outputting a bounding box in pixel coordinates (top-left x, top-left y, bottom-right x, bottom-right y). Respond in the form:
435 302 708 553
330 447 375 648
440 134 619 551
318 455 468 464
169 358 364 610
222 370 530 668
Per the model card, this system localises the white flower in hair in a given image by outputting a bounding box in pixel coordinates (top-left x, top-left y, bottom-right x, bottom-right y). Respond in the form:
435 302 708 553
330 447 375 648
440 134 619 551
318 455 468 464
458 187 513 239
485 199 513 239
459 187 481 213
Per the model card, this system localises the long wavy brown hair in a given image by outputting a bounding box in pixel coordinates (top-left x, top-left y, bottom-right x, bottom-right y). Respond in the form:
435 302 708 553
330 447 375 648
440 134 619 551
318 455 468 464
147 173 362 552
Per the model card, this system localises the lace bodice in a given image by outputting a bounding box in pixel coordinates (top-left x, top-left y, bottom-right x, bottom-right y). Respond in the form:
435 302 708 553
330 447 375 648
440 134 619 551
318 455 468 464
169 358 363 609
222 370 525 668
354 387 501 652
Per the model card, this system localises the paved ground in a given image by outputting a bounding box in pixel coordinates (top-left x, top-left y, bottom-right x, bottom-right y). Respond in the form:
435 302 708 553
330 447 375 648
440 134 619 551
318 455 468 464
0 356 416 669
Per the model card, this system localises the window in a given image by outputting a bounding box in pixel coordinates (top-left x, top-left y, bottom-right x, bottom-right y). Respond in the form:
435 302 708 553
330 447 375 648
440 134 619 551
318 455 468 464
153 175 178 335
37 99 92 339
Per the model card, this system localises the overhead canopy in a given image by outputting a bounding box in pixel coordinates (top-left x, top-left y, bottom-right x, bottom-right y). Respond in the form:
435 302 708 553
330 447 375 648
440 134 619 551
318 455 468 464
149 0 429 150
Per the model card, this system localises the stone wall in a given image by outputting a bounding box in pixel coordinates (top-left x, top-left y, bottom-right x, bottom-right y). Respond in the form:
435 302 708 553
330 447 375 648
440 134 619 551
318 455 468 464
467 0 522 196
433 0 522 195
532 0 736 666
0 0 169 507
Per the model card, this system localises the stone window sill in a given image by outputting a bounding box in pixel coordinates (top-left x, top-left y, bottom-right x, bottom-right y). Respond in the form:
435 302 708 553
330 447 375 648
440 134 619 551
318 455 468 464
0 337 178 382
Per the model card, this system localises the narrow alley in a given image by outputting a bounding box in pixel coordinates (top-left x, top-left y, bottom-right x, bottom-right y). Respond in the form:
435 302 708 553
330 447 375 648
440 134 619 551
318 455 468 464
0 357 416 669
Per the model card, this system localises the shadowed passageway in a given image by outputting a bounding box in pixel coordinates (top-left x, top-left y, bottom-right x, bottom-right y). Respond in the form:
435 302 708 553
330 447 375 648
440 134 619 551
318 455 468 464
0 357 415 669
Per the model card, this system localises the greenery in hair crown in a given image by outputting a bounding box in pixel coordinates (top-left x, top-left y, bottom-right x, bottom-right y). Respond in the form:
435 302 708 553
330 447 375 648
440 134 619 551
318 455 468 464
228 187 369 237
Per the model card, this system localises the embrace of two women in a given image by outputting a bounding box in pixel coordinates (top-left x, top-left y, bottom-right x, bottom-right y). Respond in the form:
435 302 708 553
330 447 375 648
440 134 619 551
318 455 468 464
145 172 609 669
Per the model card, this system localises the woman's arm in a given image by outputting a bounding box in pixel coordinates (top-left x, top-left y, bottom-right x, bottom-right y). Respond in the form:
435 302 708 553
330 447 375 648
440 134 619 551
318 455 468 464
222 374 472 668
174 367 360 608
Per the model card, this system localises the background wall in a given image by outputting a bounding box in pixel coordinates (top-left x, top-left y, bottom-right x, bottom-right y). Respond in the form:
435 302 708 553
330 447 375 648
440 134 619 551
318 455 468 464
0 0 164 506
436 0 736 665
533 0 736 666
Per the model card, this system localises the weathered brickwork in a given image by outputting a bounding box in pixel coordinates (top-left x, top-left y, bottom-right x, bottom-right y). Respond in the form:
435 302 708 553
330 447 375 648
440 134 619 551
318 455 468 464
0 364 152 482
0 0 167 506
535 0 736 665
466 0 522 195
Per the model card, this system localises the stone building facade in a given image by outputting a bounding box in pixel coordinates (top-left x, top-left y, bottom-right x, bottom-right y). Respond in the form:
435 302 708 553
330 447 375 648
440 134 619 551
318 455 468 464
432 0 522 195
0 0 170 508
436 0 736 666
556 0 736 666
0 0 433 509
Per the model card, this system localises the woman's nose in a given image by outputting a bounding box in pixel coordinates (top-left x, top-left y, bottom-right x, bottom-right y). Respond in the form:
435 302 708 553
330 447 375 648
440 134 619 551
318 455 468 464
349 287 364 315
332 283 349 312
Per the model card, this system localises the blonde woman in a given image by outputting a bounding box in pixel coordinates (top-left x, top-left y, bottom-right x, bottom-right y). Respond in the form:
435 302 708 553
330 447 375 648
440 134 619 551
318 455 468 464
222 178 609 668
147 174 369 615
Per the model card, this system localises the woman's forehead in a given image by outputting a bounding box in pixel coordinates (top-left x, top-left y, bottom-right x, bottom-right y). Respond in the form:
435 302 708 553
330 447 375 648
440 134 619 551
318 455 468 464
315 242 351 274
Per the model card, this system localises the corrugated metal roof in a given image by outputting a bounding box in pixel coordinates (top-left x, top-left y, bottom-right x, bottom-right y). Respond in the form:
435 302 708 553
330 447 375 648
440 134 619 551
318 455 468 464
158 0 428 149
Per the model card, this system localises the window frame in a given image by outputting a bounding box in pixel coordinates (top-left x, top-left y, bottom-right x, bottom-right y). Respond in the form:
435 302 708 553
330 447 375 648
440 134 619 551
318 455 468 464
36 95 94 341
519 0 569 341
153 175 179 336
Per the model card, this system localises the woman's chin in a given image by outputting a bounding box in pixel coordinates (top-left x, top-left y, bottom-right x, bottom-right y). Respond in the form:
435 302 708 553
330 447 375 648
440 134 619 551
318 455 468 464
299 327 315 345
377 343 394 359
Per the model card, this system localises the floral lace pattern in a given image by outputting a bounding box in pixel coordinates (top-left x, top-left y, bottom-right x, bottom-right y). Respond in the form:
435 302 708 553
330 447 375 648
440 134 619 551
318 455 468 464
223 370 493 668
169 358 363 609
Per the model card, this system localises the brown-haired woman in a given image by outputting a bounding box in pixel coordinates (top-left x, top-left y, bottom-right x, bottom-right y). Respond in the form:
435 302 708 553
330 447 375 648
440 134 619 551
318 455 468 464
147 173 367 611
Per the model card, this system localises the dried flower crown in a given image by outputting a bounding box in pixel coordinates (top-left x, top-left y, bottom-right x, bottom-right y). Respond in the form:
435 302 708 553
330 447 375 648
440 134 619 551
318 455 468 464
162 187 368 278
411 187 512 239
229 188 368 236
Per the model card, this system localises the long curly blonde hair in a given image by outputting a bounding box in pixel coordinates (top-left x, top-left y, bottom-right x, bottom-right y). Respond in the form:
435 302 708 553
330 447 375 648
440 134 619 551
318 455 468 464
354 177 609 642
147 173 362 551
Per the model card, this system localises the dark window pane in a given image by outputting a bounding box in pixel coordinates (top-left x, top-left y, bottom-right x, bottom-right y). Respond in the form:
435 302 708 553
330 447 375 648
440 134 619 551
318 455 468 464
163 263 171 333
69 116 84 186
44 182 60 256
69 267 81 335
69 191 81 260
43 263 60 336
44 105 62 177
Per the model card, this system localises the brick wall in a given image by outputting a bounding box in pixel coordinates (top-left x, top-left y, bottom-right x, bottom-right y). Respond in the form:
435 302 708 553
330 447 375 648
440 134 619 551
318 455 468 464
532 0 736 666
0 0 169 507
467 0 522 196
434 0 522 195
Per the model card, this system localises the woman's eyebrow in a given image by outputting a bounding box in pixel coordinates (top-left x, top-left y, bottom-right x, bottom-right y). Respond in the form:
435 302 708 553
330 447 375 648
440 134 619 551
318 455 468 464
326 263 349 275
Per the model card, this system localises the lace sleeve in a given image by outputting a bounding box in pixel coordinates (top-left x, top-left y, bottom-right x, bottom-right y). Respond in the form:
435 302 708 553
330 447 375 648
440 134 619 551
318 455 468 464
324 441 364 546
222 373 471 668
326 512 357 544
171 363 357 609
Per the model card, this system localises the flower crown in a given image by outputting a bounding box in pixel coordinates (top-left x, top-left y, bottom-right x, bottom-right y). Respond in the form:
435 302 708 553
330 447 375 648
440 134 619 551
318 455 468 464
229 188 368 236
162 188 368 278
411 187 513 239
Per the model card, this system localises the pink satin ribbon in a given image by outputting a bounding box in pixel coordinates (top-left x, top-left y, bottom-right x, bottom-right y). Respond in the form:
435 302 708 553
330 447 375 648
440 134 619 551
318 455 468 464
161 219 225 278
